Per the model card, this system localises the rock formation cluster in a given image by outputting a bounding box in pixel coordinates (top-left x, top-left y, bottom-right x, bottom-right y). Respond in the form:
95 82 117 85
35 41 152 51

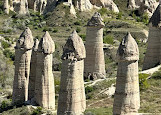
57 30 86 115
84 12 106 80
12 27 34 104
12 28 55 109
128 0 159 17
143 3 161 70
113 33 140 115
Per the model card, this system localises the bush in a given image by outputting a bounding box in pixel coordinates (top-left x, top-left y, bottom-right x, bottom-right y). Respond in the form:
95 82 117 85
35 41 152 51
74 21 81 25
52 29 58 33
151 70 161 79
3 49 15 61
1 41 10 49
141 13 149 25
85 86 94 94
139 73 150 90
98 8 108 16
80 34 86 41
76 27 81 33
103 35 114 44
32 107 43 115
117 12 123 19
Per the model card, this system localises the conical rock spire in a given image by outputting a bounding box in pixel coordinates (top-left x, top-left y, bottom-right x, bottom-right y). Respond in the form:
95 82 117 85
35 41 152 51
38 31 55 54
149 4 161 27
117 32 139 61
16 27 34 50
87 12 105 27
62 30 86 60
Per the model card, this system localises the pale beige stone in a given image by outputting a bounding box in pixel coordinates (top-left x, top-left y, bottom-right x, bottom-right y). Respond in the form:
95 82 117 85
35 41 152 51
34 31 55 109
34 0 47 14
57 30 86 115
4 0 9 14
143 4 161 70
12 27 34 105
113 33 140 115
84 12 106 80
18 0 29 15
28 38 39 100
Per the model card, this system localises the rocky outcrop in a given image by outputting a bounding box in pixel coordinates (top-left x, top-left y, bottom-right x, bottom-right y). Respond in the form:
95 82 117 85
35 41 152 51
84 12 106 80
12 27 34 105
143 3 161 70
77 0 93 11
34 31 55 109
89 0 119 12
57 30 86 115
12 0 29 15
113 33 140 115
34 0 47 14
28 38 39 100
4 0 9 14
128 0 158 17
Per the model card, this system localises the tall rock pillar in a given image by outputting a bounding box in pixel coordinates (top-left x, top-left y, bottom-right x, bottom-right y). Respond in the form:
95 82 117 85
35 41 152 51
18 0 29 15
143 3 161 70
113 33 140 115
28 39 39 100
84 12 106 80
12 27 34 105
57 31 86 115
4 0 9 14
34 31 55 109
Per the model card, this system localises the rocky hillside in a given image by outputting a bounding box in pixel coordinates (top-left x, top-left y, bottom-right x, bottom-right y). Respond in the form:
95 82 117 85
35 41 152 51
0 0 161 114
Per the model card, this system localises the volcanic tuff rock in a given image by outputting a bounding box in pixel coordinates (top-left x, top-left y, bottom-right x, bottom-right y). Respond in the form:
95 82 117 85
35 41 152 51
84 12 106 80
12 27 34 105
143 3 161 70
57 30 86 115
34 31 55 109
128 0 159 17
28 38 39 100
113 32 140 115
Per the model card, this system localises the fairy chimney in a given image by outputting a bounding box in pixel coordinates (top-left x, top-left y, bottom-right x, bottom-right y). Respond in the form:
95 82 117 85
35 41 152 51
34 31 55 109
28 38 39 100
57 30 86 115
143 3 161 70
12 27 34 105
84 12 106 80
18 0 29 15
113 33 140 115
4 0 9 14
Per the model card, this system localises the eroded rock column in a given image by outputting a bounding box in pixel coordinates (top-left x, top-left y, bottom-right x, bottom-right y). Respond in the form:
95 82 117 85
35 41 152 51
143 3 161 70
4 0 9 14
57 30 86 115
18 0 29 15
28 38 39 100
34 31 55 109
84 12 106 80
12 27 34 105
113 33 140 115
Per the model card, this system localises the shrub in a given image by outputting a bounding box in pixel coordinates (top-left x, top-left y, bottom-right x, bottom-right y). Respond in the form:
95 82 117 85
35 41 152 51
98 8 108 16
52 29 58 33
141 13 149 25
85 86 94 94
139 73 150 90
103 35 114 44
76 27 81 33
74 21 81 25
117 12 123 19
80 34 86 41
3 49 15 61
32 107 43 115
1 41 10 49
151 70 161 79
